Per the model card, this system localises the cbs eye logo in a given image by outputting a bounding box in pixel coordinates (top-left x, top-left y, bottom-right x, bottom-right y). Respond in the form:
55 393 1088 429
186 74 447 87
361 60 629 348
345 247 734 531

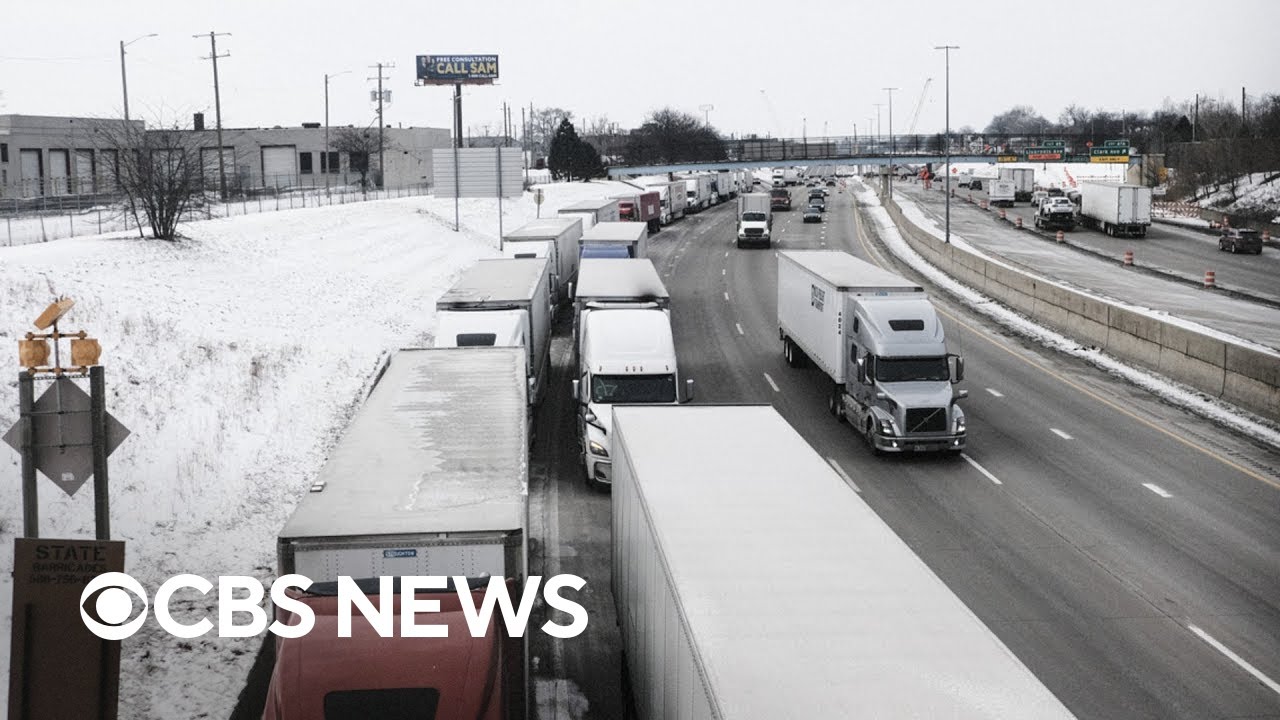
80 572 149 640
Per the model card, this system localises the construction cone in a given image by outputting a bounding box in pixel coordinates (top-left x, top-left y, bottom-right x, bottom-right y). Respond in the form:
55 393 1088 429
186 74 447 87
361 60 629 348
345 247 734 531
999 209 1007 220
980 200 988 210
1015 217 1023 229
1204 270 1216 288
1056 231 1065 243
1123 250 1134 266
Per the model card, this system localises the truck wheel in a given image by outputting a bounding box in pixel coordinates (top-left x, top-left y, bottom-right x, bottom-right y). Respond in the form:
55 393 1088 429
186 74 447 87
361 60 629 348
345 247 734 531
864 420 884 456
828 385 846 423
783 338 793 366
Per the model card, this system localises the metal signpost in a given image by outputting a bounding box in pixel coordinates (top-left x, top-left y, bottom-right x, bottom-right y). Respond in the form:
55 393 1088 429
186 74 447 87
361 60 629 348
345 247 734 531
4 298 131 720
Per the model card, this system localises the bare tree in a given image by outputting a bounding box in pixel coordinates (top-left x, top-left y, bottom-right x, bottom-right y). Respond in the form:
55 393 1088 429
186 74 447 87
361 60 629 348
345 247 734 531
96 119 208 242
330 125 394 191
527 107 575 161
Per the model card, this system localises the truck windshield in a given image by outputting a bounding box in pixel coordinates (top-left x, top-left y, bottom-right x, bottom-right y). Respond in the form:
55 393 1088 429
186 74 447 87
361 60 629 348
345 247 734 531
742 212 766 221
875 357 950 382
591 374 676 403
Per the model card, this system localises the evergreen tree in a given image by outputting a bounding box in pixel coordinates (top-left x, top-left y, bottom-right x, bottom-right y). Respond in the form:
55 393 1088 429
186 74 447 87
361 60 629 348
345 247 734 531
571 140 605 181
548 118 580 180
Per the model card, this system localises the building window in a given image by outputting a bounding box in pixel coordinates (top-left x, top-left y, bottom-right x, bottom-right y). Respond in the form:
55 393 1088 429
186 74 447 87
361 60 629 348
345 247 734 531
320 151 340 174
299 152 313 175
1 143 7 163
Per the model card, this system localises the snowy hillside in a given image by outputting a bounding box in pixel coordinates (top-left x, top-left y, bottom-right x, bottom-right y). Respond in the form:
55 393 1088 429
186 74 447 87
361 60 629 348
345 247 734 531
0 179 638 719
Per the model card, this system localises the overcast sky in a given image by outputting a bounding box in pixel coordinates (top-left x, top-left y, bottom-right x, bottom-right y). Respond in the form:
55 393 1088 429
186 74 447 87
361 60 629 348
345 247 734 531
2 0 1276 140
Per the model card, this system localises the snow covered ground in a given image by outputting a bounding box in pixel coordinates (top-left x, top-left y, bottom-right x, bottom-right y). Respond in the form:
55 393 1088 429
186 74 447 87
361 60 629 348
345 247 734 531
0 178 638 719
1192 171 1280 222
939 160 1127 189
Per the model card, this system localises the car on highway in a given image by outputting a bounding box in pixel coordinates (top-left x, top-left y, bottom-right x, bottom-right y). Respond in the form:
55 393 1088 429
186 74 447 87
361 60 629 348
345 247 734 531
1219 228 1263 254
803 207 822 223
808 197 826 212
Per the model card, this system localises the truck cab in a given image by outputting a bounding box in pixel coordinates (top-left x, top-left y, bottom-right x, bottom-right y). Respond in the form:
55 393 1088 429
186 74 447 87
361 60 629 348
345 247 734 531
843 296 967 454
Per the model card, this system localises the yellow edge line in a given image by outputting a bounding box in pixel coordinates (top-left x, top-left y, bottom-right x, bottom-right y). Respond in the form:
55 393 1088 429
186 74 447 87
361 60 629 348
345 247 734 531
850 189 1280 492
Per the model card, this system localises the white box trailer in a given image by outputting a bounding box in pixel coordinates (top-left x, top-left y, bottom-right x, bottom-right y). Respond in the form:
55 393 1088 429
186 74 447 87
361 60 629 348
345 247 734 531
435 258 553 407
1079 181 1152 238
682 174 713 213
278 347 528 583
503 217 583 306
997 167 1035 202
610 404 1076 720
558 198 620 230
578 220 649 260
642 180 687 224
711 170 734 203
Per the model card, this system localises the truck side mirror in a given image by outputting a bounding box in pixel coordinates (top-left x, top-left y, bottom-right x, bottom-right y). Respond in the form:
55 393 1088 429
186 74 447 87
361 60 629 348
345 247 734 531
950 354 965 383
571 379 581 403
682 378 695 404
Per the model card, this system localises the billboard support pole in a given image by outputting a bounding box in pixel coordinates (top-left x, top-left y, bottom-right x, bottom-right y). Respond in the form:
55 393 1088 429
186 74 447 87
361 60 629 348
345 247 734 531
496 148 504 250
453 82 462 232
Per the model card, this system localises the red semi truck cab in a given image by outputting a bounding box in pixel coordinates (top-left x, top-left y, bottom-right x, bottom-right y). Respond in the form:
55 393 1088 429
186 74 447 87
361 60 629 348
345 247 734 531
262 580 524 720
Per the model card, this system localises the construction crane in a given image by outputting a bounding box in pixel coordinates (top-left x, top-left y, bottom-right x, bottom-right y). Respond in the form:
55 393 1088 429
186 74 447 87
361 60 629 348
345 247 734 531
907 78 933 135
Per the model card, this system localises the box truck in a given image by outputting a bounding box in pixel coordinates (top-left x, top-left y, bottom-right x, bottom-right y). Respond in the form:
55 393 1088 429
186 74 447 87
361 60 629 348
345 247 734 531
435 258 552 408
267 347 529 720
736 193 773 249
1079 181 1152 237
558 197 619 230
642 180 687 224
503 217 582 307
777 250 967 454
610 404 1076 720
578 221 649 260
682 174 713 213
571 259 690 487
987 178 1016 207
997 166 1035 202
711 170 734 204
614 190 662 234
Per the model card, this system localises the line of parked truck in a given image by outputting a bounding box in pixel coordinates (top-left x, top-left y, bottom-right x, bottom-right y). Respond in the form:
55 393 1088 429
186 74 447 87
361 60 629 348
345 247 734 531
953 165 1154 238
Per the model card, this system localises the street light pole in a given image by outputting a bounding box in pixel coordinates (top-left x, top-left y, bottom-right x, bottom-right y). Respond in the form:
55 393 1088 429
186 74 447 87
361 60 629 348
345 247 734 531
324 70 352 192
883 87 899 199
935 45 959 243
119 34 157 122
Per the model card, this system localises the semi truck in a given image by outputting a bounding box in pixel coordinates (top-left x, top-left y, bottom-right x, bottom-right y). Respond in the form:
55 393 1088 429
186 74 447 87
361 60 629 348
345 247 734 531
434 258 552 408
1078 181 1152 237
997 166 1035 202
571 259 690 487
711 170 734 204
777 250 967 454
502 217 582 307
736 192 773 249
557 197 619 230
987 178 1016 207
578 221 649 260
609 404 1077 720
641 180 687 225
267 347 529 720
782 168 800 186
614 190 662 234
682 174 713 213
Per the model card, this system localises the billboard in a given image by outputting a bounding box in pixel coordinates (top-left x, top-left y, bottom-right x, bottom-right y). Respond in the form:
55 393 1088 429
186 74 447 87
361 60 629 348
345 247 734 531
416 55 499 85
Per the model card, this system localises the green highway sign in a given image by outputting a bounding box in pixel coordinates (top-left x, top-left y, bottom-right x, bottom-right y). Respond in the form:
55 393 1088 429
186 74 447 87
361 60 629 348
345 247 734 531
1043 140 1066 148
1104 139 1129 148
1066 155 1090 163
1091 147 1129 156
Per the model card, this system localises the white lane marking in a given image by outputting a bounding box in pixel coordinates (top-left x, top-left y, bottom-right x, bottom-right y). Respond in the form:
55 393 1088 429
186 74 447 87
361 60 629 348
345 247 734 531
724 251 728 257
1143 483 1172 498
1050 428 1073 440
1188 625 1280 697
723 292 729 301
735 322 744 335
827 457 861 493
763 373 780 392
960 453 1003 485
722 268 726 276
985 388 1005 397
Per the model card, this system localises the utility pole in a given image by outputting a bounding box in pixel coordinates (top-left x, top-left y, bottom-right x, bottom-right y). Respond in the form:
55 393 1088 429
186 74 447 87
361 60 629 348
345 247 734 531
324 70 352 192
195 32 231 200
119 34 157 123
935 45 959 243
369 62 394 189
1193 93 1199 142
883 87 899 199
873 104 884 146
1241 86 1247 133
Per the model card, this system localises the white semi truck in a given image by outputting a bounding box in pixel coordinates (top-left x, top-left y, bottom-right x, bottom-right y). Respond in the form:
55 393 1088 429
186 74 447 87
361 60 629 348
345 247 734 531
777 250 967 454
578 221 649 260
1078 181 1152 237
998 166 1035 202
610 404 1076 720
434 258 552 408
571 259 691 487
502 217 582 307
736 192 773 249
641 180 687 225
987 178 1017 207
682 174 713 213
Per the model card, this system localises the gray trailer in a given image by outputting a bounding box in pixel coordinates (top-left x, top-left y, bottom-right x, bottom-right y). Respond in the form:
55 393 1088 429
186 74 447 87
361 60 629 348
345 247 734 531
503 217 583 306
578 221 649 260
435 258 553 407
778 250 967 454
610 404 1076 719
997 166 1035 202
277 347 528 581
1079 181 1152 238
558 198 620 231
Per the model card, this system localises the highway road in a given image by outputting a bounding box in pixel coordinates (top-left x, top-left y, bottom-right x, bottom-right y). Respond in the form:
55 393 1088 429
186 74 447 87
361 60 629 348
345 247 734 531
919 179 1280 303
890 180 1280 351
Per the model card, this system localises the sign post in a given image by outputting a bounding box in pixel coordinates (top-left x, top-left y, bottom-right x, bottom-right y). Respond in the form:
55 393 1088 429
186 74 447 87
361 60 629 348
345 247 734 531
416 54 500 233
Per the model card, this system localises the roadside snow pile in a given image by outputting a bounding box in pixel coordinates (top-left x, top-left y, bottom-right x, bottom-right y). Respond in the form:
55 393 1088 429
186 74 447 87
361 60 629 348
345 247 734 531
0 178 632 719
1193 172 1280 221
854 180 1280 448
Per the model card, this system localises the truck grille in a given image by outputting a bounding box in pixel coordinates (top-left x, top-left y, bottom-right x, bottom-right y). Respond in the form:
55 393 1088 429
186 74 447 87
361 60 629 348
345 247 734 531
905 407 947 433
744 228 763 237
